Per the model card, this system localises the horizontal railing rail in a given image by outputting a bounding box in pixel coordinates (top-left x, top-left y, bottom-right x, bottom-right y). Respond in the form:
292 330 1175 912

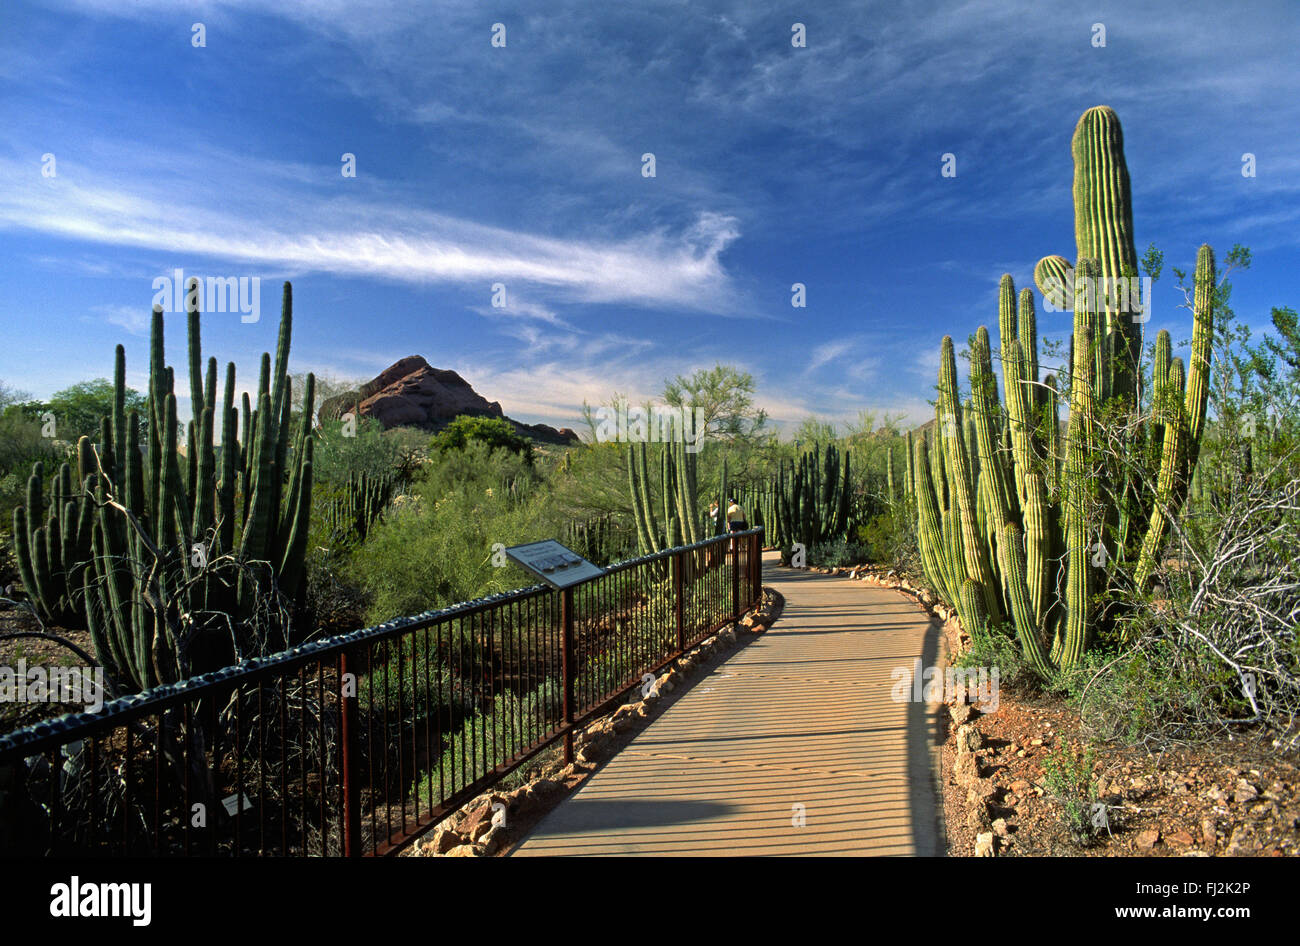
0 528 763 857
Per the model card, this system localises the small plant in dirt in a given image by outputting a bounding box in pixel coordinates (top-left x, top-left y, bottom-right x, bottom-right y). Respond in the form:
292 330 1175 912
954 626 1033 695
807 535 868 569
1040 742 1102 844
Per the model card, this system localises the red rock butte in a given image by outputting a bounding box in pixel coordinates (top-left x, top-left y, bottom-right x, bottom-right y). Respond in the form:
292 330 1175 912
318 355 580 445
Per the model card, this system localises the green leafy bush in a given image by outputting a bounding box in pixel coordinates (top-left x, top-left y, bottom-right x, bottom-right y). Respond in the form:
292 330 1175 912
1041 743 1101 843
431 415 533 465
349 442 555 622
311 416 425 487
807 535 869 568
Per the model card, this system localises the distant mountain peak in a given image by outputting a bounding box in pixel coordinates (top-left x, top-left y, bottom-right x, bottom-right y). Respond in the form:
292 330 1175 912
318 357 579 445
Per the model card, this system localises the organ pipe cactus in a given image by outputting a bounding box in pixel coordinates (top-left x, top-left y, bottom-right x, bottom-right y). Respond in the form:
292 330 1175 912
912 106 1215 675
772 443 851 562
325 470 400 544
77 281 315 691
626 439 702 555
11 456 96 627
565 513 637 566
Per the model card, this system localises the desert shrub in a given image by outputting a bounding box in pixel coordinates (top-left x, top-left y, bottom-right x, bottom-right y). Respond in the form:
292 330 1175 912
954 626 1034 694
547 442 633 522
300 544 370 637
0 408 65 537
807 535 869 568
1040 743 1101 843
1061 439 1300 750
349 442 557 622
431 415 534 465
855 510 919 570
1054 643 1232 746
311 417 424 487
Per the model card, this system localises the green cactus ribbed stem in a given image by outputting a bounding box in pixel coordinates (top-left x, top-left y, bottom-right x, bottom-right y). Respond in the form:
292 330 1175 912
240 390 276 565
112 344 127 491
219 363 238 551
1003 338 1052 626
1133 359 1187 594
1001 523 1053 676
187 289 204 429
277 439 313 594
1034 255 1073 313
1042 373 1061 498
886 446 896 504
12 505 38 613
626 442 661 555
1182 244 1215 481
193 405 215 541
938 336 1002 624
913 437 952 604
660 446 673 538
1072 105 1141 409
998 275 1018 361
929 414 947 516
904 430 915 511
1060 258 1102 668
1018 288 1040 410
1152 330 1172 423
959 579 988 642
148 307 166 527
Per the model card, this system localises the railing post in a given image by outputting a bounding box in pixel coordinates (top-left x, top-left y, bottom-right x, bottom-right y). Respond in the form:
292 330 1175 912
673 548 685 652
730 533 740 622
560 586 575 764
340 647 362 858
752 530 762 604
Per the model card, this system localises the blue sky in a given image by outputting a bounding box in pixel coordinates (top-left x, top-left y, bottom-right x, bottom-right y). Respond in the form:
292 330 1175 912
1 0 1297 434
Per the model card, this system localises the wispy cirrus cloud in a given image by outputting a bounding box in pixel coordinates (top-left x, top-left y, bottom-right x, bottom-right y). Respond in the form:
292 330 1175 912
0 154 743 313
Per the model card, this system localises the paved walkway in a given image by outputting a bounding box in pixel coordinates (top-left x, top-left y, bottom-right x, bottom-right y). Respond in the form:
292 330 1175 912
510 553 945 856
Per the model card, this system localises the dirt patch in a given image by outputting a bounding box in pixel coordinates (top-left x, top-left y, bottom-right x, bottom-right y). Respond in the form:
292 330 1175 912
938 683 1300 857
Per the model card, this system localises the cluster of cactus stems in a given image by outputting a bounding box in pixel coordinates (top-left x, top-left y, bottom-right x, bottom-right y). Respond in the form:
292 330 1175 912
770 443 851 559
11 281 317 692
913 106 1215 675
564 512 638 566
11 456 97 627
626 440 705 555
325 470 399 544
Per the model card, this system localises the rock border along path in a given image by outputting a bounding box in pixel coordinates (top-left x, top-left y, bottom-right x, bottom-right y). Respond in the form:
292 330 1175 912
509 552 945 856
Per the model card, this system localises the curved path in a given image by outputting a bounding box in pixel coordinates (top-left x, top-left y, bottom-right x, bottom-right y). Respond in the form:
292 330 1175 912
510 552 946 856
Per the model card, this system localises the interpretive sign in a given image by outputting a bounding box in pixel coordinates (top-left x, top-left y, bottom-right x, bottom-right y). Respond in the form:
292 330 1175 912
504 539 604 590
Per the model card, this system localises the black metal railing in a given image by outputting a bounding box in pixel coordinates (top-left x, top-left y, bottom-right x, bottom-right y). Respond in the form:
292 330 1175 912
0 528 763 856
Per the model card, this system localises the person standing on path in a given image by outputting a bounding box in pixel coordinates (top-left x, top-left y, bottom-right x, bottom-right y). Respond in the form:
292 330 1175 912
726 497 747 532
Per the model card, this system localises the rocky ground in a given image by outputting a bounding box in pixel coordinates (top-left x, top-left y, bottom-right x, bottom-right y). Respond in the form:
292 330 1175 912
940 691 1300 857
